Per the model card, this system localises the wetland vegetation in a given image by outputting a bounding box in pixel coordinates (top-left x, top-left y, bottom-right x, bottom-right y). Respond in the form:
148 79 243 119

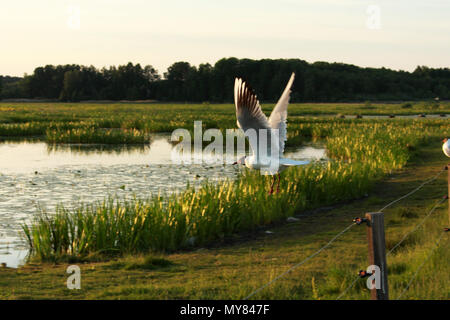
0 101 448 299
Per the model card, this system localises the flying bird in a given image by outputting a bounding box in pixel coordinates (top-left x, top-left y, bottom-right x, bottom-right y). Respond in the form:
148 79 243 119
443 138 450 157
233 73 309 194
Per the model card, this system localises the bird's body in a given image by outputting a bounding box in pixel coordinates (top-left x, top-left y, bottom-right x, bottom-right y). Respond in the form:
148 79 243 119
242 156 309 172
233 72 309 192
242 155 266 170
443 138 450 157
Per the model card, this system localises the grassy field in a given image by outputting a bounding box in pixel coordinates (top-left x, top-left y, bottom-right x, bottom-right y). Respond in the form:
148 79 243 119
0 140 448 299
0 102 449 299
0 101 449 143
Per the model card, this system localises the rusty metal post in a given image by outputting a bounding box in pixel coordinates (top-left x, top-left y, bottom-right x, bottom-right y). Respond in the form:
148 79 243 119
447 165 450 226
365 212 389 300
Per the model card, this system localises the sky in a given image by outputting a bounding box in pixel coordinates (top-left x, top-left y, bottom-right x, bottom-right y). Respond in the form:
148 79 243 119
1 0 449 77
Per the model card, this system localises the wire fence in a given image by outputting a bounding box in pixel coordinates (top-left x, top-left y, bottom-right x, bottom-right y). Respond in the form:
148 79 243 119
336 194 448 300
396 231 447 300
387 196 447 256
244 166 449 300
378 167 446 212
244 223 356 300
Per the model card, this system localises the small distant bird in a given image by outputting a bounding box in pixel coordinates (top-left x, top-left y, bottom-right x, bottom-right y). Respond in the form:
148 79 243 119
233 73 309 194
443 138 450 157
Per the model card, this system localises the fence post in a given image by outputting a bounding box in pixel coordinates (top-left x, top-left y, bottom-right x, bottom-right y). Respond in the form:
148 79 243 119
447 164 450 226
365 212 389 300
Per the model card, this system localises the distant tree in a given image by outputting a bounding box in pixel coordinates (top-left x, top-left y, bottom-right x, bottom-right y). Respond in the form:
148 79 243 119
60 70 84 101
98 62 155 100
2 59 450 101
196 63 213 101
165 62 194 82
211 58 239 101
143 65 160 82
164 62 197 100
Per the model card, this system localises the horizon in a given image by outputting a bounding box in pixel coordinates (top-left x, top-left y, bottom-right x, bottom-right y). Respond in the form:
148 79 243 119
1 0 449 77
2 57 447 80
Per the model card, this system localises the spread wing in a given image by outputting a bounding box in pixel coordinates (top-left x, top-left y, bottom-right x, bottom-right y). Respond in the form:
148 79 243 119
234 78 278 157
280 158 309 166
268 73 295 156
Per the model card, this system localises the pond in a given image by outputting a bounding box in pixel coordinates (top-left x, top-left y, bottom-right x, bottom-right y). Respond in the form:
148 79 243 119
0 134 326 268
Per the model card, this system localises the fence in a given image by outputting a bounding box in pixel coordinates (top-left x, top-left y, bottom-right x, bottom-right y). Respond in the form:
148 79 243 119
245 164 450 300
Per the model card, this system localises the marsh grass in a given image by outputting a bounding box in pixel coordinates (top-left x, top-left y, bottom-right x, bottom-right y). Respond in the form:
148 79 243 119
45 127 149 144
22 118 449 261
0 102 449 140
0 122 47 136
3 139 449 300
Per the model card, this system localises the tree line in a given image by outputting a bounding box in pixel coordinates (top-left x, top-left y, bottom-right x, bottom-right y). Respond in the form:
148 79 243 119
1 58 449 102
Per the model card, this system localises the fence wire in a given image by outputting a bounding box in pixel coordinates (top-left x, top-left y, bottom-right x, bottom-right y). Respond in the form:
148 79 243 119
335 166 447 300
335 274 360 300
245 167 447 300
378 167 446 212
244 223 355 300
336 194 447 300
387 196 447 256
396 231 448 300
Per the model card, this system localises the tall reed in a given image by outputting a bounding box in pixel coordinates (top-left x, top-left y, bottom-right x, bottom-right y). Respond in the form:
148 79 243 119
45 127 149 144
22 119 449 261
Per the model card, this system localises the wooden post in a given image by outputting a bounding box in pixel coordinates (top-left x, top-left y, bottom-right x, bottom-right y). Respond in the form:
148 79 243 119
365 212 389 300
447 164 450 226
447 165 450 226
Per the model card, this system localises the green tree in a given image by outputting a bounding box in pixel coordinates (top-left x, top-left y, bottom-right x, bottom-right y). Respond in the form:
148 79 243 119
60 70 84 101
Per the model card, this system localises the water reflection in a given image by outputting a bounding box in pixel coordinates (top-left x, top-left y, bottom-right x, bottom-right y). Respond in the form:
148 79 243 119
47 143 150 155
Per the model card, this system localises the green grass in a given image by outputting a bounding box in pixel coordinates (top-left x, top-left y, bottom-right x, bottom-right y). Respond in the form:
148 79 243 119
0 102 449 134
1 140 448 300
21 118 449 261
1 102 449 299
0 101 448 143
45 127 149 144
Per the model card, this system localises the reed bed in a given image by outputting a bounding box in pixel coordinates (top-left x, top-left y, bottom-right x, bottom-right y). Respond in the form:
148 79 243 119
0 122 47 136
22 118 449 261
45 127 149 144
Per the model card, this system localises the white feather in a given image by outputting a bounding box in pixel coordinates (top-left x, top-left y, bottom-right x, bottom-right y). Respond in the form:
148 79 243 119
268 73 295 156
233 72 308 175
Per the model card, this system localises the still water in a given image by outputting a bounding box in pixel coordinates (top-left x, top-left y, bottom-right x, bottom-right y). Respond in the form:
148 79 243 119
0 135 326 267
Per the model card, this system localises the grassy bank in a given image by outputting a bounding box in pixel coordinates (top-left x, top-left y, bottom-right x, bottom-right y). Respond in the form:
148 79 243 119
1 140 448 299
1 102 449 299
21 119 449 261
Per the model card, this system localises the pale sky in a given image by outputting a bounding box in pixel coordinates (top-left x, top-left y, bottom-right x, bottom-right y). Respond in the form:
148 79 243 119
1 0 449 77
